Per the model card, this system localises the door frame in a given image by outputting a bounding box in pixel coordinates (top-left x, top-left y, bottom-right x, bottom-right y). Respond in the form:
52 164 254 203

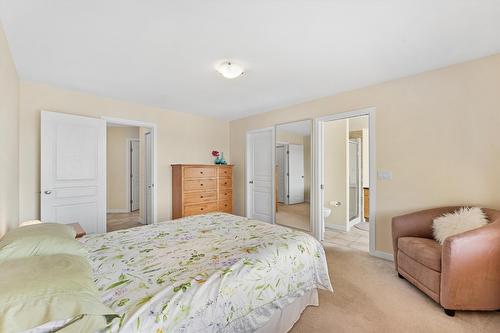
315 107 377 256
144 131 153 225
103 116 158 225
126 138 140 213
275 142 288 204
347 138 362 229
245 127 276 224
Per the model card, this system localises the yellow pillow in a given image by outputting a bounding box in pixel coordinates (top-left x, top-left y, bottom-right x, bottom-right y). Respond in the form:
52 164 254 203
0 254 117 332
0 223 87 262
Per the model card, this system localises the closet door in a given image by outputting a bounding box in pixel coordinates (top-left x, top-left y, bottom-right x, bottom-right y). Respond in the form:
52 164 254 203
287 144 304 204
246 128 274 223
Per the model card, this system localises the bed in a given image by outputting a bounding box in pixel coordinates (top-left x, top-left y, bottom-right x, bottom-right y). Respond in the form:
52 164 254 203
80 213 332 333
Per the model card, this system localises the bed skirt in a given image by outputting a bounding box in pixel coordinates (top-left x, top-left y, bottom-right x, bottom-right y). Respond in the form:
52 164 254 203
255 288 318 333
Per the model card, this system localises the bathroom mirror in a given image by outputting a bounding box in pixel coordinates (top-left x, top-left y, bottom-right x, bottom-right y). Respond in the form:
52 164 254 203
275 119 312 231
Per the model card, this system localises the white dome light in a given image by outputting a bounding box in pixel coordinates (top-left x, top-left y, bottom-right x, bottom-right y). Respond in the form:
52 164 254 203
215 61 245 79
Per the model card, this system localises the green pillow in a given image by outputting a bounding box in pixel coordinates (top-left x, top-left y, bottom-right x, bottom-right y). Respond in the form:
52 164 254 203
0 254 117 332
0 223 87 262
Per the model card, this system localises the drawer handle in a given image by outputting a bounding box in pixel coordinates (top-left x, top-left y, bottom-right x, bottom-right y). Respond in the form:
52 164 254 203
201 208 204 211
200 183 204 186
224 182 227 185
200 195 204 198
224 193 227 195
200 171 204 174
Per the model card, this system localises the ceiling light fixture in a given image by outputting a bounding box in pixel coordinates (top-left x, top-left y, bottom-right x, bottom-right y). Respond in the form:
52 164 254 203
215 61 245 79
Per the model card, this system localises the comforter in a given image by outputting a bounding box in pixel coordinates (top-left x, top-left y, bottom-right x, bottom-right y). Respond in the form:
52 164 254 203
80 213 332 333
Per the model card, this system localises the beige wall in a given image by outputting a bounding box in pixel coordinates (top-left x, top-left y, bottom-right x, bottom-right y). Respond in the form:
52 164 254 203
18 81 230 223
276 130 304 145
324 120 348 228
106 126 139 211
0 23 19 236
230 54 500 254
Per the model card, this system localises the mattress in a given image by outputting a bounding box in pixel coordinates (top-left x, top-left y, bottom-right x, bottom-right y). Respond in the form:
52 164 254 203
79 213 332 332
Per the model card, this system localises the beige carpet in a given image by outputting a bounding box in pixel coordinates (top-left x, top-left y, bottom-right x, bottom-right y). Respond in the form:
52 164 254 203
290 244 500 332
276 203 310 231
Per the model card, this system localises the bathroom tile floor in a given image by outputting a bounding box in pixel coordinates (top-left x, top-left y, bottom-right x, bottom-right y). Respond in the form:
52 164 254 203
323 226 369 252
275 202 370 252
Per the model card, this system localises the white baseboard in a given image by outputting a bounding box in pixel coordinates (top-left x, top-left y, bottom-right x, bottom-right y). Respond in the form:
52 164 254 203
370 250 394 261
325 224 348 232
107 208 129 213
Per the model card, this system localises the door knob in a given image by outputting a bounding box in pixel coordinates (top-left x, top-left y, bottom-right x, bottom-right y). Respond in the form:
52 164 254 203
44 190 52 195
249 180 254 184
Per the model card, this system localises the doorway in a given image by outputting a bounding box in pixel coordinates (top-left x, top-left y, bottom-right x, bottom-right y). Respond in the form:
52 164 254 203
316 109 375 253
275 120 312 231
40 112 157 234
129 139 140 212
105 117 157 232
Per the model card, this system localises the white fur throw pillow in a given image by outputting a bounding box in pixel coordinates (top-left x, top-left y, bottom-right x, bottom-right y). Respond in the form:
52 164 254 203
432 207 488 244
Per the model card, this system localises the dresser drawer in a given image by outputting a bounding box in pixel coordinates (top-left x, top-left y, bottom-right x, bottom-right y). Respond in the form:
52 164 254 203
184 179 216 191
218 166 232 178
218 200 232 213
184 202 218 216
184 190 217 204
218 177 232 189
184 167 216 179
219 189 232 201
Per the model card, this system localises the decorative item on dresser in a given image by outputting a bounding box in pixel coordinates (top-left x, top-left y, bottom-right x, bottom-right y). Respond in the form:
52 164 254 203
172 164 233 219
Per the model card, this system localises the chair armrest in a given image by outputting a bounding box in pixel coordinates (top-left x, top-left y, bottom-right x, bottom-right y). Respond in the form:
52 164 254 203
392 206 460 269
440 221 500 310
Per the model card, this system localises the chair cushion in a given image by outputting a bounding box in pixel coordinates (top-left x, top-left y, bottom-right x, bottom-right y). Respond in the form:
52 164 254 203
398 237 441 272
398 251 441 300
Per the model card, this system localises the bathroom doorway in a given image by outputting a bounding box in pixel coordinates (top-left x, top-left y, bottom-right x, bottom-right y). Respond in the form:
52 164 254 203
275 120 312 231
316 109 375 253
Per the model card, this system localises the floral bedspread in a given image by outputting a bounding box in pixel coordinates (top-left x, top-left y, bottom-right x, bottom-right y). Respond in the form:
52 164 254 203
80 213 332 333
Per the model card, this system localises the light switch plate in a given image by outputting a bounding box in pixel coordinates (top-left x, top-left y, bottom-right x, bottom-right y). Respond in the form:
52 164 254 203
377 170 393 180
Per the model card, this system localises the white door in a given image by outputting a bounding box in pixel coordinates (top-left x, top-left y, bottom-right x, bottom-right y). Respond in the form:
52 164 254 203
288 144 305 204
41 111 106 234
247 129 274 223
276 145 286 203
130 140 140 211
144 131 153 224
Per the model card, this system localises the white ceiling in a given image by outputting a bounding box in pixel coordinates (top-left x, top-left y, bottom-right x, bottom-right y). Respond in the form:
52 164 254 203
1 1 499 120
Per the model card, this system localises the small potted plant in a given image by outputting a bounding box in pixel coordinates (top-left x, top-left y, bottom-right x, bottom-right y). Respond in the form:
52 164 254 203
212 150 221 164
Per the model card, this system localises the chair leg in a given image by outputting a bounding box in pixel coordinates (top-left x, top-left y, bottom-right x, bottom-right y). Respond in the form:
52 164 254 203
444 309 455 317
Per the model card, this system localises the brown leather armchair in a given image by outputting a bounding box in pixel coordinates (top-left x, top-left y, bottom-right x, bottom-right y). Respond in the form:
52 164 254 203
392 207 500 316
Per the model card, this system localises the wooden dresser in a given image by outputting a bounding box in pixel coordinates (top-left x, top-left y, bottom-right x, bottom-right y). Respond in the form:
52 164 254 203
172 164 233 219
